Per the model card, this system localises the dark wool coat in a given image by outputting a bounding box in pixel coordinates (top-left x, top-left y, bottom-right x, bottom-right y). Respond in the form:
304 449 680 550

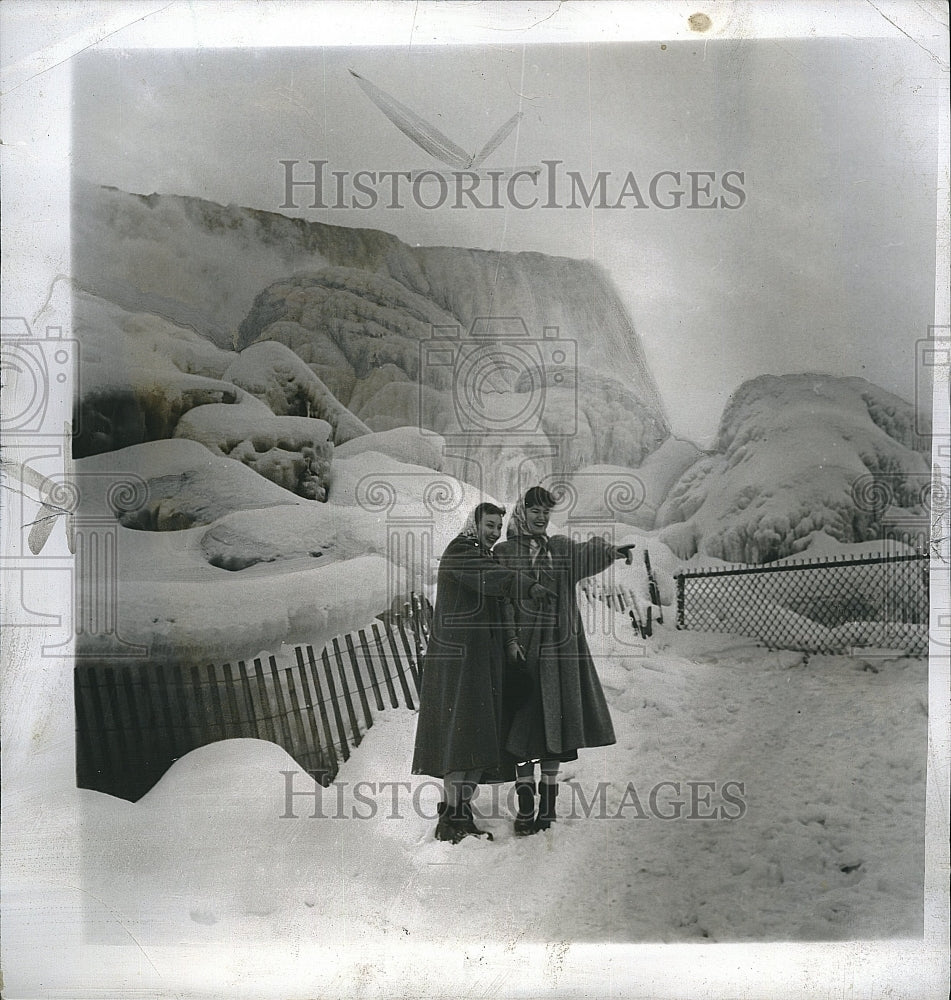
494 534 617 762
411 534 531 780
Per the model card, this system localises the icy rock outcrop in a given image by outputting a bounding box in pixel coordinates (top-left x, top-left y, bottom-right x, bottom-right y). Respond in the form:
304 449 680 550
656 374 931 563
73 292 242 458
174 403 333 501
237 268 457 368
222 340 369 444
346 363 412 415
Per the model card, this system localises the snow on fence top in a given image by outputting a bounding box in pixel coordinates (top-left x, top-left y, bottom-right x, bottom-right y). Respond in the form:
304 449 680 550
674 553 929 655
75 595 432 802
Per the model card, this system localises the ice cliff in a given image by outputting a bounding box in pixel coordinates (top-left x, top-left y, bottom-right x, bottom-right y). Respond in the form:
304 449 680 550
72 182 670 499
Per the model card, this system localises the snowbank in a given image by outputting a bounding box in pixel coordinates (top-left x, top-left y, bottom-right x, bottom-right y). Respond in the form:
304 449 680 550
334 426 445 472
121 554 390 661
2 604 926 1000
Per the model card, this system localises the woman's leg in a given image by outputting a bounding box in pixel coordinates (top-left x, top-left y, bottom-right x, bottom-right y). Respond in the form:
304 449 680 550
514 760 538 836
536 759 560 830
437 769 492 842
458 768 492 839
442 770 466 809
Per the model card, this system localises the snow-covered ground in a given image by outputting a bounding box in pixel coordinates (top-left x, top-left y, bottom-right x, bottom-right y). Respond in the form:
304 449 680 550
0 596 932 997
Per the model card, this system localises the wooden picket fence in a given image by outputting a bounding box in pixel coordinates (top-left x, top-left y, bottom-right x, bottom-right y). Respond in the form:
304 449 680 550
75 593 433 802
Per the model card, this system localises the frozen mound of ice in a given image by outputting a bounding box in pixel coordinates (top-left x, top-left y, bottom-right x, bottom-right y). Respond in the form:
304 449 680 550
656 374 931 563
334 426 445 472
77 437 302 531
554 438 701 530
73 291 243 457
222 340 369 444
174 402 333 501
199 455 488 590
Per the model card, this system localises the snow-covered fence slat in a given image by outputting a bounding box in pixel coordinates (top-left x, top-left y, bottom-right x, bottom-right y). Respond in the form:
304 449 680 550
74 594 432 802
643 549 663 624
606 588 651 638
674 553 929 654
578 549 663 637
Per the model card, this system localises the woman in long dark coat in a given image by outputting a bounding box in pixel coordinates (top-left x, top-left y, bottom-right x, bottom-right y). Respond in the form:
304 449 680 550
412 502 551 844
495 486 635 835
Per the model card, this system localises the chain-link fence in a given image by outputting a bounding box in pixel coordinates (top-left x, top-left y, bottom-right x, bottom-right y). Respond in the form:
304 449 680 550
675 554 929 654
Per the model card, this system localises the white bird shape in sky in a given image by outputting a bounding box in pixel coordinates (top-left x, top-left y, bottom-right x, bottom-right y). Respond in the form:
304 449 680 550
349 69 523 171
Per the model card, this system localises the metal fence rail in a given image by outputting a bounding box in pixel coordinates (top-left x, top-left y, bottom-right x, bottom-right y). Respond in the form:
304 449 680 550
75 593 433 802
675 553 929 654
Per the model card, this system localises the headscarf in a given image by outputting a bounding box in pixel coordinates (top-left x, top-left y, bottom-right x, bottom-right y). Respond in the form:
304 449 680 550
460 506 480 541
506 497 531 540
460 503 506 552
506 497 551 569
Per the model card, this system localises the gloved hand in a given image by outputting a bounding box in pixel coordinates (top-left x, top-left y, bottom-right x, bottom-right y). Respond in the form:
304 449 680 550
528 581 555 602
615 543 637 564
505 637 526 667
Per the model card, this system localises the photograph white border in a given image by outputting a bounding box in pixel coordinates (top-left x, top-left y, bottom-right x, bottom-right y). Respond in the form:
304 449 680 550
1 2 948 997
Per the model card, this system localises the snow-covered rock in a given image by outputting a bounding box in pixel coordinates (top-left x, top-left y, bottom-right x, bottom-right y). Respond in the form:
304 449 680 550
73 292 243 457
657 374 931 563
222 340 369 445
77 438 303 532
73 183 671 497
334 426 445 471
174 402 333 501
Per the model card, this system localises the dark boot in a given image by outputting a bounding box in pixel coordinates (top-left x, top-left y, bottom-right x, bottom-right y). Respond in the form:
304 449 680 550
535 782 559 831
434 802 468 844
459 783 493 841
514 781 537 837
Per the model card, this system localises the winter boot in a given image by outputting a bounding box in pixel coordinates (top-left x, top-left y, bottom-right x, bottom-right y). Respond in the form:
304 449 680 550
514 781 537 837
535 782 559 831
458 784 493 841
434 800 473 844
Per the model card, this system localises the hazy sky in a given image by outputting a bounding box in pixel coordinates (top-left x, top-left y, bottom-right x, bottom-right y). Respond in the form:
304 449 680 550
73 37 939 444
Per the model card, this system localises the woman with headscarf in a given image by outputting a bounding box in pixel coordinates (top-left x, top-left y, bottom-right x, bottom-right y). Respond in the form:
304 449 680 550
495 486 636 836
412 501 553 844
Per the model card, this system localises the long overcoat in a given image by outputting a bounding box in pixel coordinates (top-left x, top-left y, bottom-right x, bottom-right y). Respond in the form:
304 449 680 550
411 534 528 780
494 533 617 762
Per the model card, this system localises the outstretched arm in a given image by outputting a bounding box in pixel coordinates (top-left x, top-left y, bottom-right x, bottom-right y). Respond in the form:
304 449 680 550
565 535 636 582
